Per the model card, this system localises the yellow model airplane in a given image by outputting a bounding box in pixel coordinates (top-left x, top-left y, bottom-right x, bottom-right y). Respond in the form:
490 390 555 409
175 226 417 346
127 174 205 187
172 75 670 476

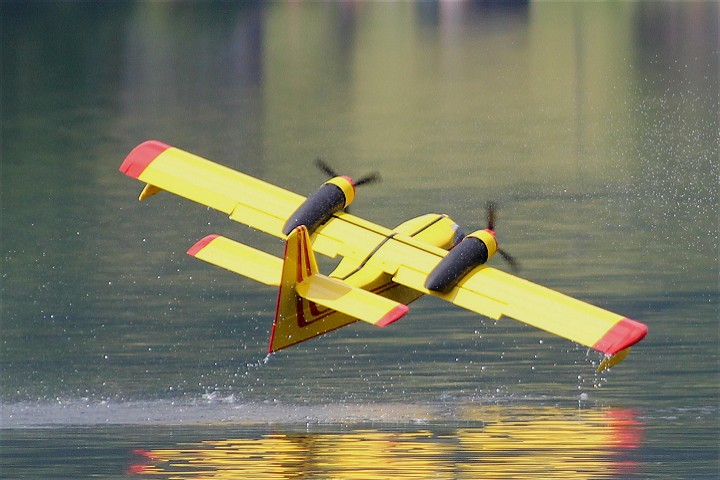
120 140 647 372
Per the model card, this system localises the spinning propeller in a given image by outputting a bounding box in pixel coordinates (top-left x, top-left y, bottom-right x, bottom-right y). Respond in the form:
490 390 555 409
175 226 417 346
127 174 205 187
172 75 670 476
283 158 380 235
485 201 519 273
315 158 381 188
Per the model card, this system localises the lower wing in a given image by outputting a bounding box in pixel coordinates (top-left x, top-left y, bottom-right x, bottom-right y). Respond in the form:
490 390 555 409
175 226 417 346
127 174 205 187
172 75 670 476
394 262 647 357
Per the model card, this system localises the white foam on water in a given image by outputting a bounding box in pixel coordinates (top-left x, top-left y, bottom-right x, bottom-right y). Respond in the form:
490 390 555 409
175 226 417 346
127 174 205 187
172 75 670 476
1 398 440 428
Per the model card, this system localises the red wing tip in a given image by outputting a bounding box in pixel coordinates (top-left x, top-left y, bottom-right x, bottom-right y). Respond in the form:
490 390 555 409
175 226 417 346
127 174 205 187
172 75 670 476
376 304 410 327
593 317 648 355
119 140 171 178
187 234 220 257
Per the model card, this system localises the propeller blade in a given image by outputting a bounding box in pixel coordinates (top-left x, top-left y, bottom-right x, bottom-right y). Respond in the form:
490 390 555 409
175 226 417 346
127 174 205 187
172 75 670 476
354 172 381 187
487 201 497 231
497 248 520 273
315 158 339 178
315 158 381 187
485 201 519 272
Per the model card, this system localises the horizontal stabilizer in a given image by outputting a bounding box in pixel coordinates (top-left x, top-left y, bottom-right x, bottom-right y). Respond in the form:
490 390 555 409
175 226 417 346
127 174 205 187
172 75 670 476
269 225 409 353
296 274 409 328
187 235 282 286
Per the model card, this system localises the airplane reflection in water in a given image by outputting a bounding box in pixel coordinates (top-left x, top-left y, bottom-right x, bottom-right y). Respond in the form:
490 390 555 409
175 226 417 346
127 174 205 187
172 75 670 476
129 406 642 479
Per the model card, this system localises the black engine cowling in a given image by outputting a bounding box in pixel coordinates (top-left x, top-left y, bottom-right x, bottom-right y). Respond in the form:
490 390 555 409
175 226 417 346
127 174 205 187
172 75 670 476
424 229 498 294
282 176 355 236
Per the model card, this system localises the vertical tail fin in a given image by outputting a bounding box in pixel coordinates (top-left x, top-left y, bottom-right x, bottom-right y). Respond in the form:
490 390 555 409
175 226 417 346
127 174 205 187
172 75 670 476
268 226 356 353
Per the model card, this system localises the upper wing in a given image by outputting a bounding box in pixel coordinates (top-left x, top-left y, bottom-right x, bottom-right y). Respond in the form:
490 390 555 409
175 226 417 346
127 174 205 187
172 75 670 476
120 141 392 260
120 141 304 238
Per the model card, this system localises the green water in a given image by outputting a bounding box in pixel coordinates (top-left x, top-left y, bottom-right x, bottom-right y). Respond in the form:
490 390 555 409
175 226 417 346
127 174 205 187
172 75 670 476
1 2 718 478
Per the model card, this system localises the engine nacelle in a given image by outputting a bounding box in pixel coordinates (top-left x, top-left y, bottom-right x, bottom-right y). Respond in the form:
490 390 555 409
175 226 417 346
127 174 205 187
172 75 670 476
282 176 355 236
424 229 498 293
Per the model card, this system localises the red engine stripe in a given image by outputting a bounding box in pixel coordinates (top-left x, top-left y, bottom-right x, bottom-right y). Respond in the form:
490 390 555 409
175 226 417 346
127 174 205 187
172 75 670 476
119 140 171 178
187 234 220 257
593 318 648 355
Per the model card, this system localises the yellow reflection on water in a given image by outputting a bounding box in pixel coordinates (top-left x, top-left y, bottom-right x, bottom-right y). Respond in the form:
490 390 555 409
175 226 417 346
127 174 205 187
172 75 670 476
456 406 642 479
128 406 642 479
